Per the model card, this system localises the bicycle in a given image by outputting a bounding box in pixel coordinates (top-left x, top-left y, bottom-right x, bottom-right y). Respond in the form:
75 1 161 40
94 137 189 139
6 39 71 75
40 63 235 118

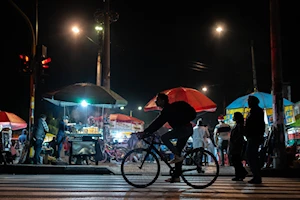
90 140 128 163
121 133 219 189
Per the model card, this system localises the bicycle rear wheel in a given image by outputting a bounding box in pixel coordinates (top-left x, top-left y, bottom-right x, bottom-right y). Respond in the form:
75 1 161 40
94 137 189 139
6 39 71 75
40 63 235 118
114 147 128 162
121 148 160 188
181 148 219 189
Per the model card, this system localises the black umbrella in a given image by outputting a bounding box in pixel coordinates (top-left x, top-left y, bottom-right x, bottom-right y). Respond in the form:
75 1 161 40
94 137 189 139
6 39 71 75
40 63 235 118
43 82 128 108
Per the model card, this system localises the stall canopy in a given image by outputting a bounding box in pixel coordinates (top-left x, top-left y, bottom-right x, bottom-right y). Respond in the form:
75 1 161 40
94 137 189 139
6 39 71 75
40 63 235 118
226 91 294 125
43 82 128 108
0 111 27 130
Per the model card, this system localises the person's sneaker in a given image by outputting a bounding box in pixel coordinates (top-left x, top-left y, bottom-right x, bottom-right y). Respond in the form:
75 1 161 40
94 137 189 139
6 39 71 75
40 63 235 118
169 155 184 164
56 158 62 162
165 177 180 183
248 178 262 184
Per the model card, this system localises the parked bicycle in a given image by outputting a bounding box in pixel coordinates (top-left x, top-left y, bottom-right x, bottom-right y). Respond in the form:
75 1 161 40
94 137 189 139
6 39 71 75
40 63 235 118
97 141 128 163
121 133 219 189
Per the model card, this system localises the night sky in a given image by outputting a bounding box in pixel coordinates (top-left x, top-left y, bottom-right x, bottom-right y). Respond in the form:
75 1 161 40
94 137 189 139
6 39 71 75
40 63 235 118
2 0 297 128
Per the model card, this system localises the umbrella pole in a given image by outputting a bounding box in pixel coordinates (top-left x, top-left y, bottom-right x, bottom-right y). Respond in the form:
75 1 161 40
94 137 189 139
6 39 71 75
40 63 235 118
101 106 104 139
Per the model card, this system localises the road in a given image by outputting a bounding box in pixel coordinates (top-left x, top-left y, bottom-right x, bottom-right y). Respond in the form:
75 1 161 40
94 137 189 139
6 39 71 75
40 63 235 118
0 174 299 199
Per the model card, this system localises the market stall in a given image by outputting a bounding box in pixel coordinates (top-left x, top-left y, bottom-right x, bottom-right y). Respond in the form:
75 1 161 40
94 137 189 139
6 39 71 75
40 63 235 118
43 82 128 164
225 91 295 127
94 113 144 144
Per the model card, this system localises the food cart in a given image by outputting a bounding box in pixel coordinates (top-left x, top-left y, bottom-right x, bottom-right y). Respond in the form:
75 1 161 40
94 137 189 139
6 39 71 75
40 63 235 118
42 83 128 165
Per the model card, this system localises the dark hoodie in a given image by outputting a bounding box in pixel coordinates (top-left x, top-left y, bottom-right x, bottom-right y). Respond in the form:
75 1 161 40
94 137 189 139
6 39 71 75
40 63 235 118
245 105 265 140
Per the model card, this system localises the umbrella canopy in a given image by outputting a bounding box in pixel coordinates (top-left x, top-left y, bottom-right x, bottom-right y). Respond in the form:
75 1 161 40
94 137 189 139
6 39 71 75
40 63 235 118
95 113 144 124
43 82 128 108
0 111 27 130
144 87 217 112
226 91 294 109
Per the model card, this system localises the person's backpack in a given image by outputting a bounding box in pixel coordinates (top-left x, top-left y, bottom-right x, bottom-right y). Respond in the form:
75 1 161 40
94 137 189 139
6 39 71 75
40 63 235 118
172 101 196 122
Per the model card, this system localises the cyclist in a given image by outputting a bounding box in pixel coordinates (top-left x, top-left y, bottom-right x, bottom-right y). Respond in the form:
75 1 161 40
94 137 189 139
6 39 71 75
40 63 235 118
140 93 196 183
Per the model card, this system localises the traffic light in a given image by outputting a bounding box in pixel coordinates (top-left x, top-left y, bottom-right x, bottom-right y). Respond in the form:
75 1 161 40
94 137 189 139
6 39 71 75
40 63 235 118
41 57 51 69
38 45 51 77
19 54 31 74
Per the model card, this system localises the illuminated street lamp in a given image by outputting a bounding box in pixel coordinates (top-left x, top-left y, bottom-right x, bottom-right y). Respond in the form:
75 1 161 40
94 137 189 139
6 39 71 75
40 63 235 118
215 26 257 92
216 26 223 33
120 106 143 117
95 25 103 31
202 86 208 92
72 26 80 34
71 25 104 86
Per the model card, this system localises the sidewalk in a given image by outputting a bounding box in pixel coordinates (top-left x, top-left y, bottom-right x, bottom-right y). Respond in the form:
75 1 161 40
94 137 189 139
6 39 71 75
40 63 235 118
1 163 299 177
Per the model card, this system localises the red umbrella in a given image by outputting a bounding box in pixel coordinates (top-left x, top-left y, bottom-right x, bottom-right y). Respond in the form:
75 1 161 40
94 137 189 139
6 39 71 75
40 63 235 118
163 121 196 129
144 87 217 112
0 111 27 130
95 113 144 124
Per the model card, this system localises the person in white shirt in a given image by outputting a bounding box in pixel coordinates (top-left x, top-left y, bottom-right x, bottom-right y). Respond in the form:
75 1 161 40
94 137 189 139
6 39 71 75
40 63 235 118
213 115 231 166
192 118 210 149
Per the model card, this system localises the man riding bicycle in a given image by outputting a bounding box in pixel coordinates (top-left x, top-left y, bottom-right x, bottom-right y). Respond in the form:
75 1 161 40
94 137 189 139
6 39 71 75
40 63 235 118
140 93 196 183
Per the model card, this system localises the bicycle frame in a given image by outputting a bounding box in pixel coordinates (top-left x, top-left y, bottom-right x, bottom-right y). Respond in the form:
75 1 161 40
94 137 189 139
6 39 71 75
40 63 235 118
140 135 174 170
139 135 204 174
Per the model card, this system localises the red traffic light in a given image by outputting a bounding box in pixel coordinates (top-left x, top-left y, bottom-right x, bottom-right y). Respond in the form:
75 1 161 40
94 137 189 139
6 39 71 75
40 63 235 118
41 57 51 65
19 54 29 62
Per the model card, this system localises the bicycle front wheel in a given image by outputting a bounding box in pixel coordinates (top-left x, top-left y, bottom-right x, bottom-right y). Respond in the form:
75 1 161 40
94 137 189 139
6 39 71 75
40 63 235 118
121 148 160 188
181 148 219 189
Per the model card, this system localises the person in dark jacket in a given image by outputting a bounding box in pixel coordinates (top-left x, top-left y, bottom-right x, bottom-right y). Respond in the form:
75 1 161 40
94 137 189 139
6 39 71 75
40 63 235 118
245 95 265 184
56 116 71 161
143 93 196 183
33 114 49 164
229 112 248 181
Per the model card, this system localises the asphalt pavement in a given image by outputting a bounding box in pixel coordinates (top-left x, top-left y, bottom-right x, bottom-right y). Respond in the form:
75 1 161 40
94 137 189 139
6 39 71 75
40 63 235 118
0 162 299 178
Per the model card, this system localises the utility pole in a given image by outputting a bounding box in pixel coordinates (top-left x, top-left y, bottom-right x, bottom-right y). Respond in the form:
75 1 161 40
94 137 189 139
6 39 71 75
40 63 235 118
270 0 287 169
250 40 258 92
94 12 104 87
95 0 119 141
9 0 37 137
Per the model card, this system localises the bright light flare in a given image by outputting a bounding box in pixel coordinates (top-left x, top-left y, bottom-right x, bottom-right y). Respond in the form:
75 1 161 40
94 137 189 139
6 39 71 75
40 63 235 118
216 27 223 33
72 26 80 34
138 106 142 110
120 106 125 110
95 26 103 31
81 100 88 107
202 87 208 92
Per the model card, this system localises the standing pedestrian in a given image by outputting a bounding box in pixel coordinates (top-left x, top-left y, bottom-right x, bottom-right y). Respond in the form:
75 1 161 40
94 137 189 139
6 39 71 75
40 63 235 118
213 115 231 166
245 95 265 184
56 116 70 161
229 112 248 181
192 118 210 149
33 114 49 164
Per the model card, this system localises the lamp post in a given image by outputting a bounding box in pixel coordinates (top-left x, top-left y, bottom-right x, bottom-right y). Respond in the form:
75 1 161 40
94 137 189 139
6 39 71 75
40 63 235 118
120 106 142 117
71 25 104 86
9 0 37 140
214 26 258 92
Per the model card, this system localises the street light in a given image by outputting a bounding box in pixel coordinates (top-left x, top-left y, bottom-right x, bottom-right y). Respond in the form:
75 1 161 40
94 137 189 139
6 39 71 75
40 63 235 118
216 26 223 33
120 106 143 117
95 26 103 31
214 26 258 92
72 26 80 34
71 25 104 86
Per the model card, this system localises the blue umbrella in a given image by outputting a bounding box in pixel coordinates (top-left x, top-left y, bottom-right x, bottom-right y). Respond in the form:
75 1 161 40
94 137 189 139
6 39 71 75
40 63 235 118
227 92 294 109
